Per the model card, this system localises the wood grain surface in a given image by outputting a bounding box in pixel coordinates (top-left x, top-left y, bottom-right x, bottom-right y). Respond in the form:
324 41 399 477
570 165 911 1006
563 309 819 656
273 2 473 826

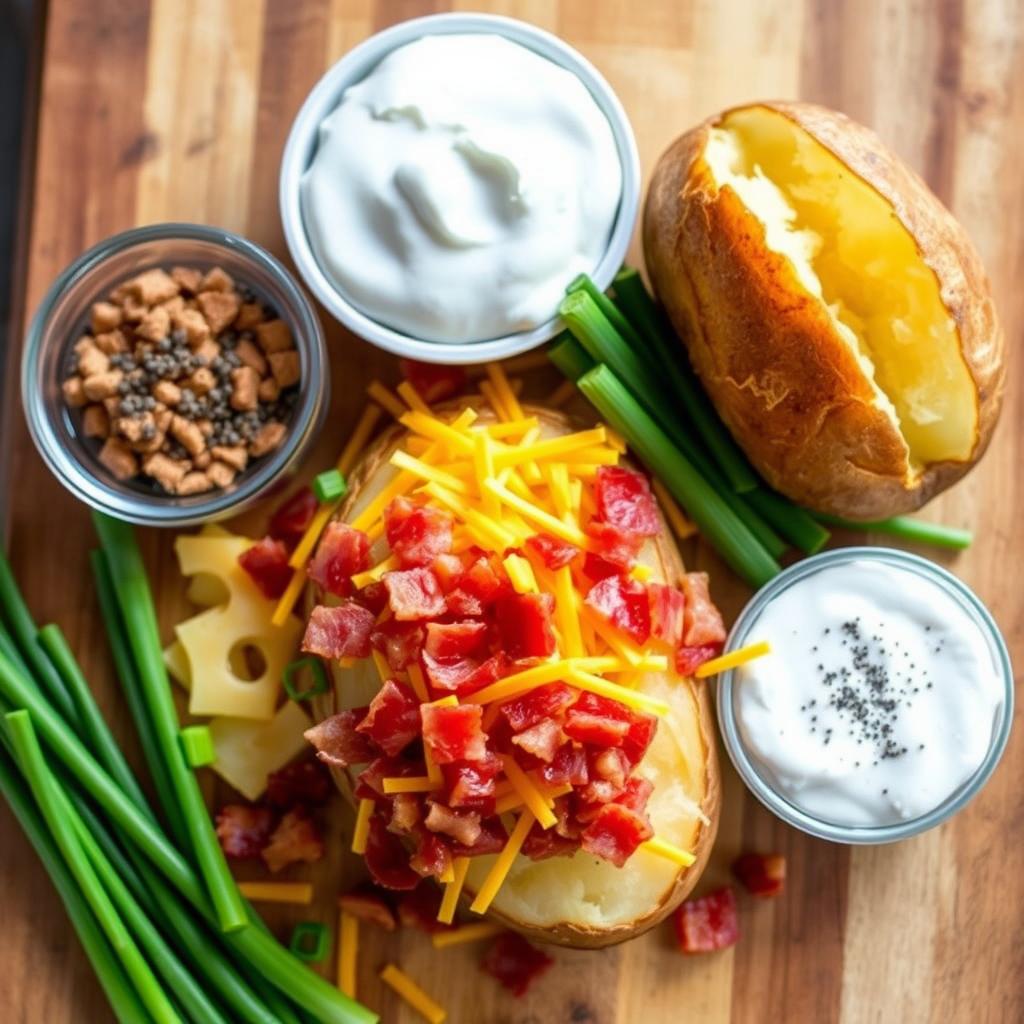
2 1 1022 1022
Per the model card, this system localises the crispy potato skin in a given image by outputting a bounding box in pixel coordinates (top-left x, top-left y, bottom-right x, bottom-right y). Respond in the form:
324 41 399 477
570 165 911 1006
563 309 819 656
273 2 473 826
643 101 1005 520
309 406 720 949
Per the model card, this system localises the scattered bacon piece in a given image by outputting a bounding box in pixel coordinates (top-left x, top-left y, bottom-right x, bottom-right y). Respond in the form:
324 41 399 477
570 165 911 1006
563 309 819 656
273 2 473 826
615 776 654 815
582 552 622 582
525 534 579 570
215 804 274 859
238 537 292 599
421 704 488 764
421 650 508 696
364 814 421 890
648 582 686 647
339 883 397 931
450 815 507 857
674 887 740 954
580 803 653 867
584 521 643 570
495 592 557 660
443 755 501 812
594 465 660 537
584 575 651 644
424 620 488 660
481 932 553 997
675 643 721 677
410 828 452 879
261 808 325 873
425 801 482 847
445 588 484 617
592 748 629 790
511 719 563 763
389 793 422 834
681 572 726 647
563 709 630 747
304 709 376 767
370 619 425 671
539 743 588 787
307 522 370 597
397 882 452 933
501 683 576 733
265 757 333 809
460 556 511 606
269 486 318 549
431 552 465 591
399 359 466 403
385 497 454 568
355 757 421 800
522 821 578 861
383 567 446 620
356 680 422 756
732 853 786 898
620 712 657 767
355 580 389 615
302 602 376 659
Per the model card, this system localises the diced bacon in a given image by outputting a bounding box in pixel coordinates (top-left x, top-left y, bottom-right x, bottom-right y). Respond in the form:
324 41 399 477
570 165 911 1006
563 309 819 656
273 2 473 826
339 883 397 931
307 522 370 597
525 534 579 570
389 793 422 834
238 537 293 599
511 719 563 763
385 496 454 568
582 552 622 582
580 803 653 867
399 359 466 403
410 828 452 879
539 743 588 787
397 883 451 933
501 683 576 733
445 588 484 617
495 593 556 660
269 486 318 548
304 709 376 767
425 801 482 847
675 644 721 677
732 852 786 898
421 650 508 696
443 755 501 813
563 709 630 747
432 553 465 591
261 808 325 872
621 713 657 767
592 748 629 789
595 465 660 537
365 814 421 890
481 932 553 997
522 821 578 861
576 779 626 819
422 703 488 764
371 619 425 672
383 567 446 620
450 815 507 858
674 887 740 954
585 521 643 570
552 796 583 841
648 582 686 647
215 804 274 859
584 575 651 644
355 580 389 615
355 757 421 800
264 757 333 809
302 602 375 659
461 556 511 605
424 620 488 660
615 776 654 815
356 680 422 756
681 572 727 647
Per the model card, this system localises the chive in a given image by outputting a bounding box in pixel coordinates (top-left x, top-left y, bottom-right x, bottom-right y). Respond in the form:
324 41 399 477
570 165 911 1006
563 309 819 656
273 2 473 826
547 332 596 382
0 747 148 1024
810 512 972 551
5 710 183 1024
744 488 831 555
578 365 781 587
93 512 247 934
567 272 649 354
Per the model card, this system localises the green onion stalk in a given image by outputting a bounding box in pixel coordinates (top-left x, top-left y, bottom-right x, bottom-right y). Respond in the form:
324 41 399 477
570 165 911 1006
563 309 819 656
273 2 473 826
810 512 971 550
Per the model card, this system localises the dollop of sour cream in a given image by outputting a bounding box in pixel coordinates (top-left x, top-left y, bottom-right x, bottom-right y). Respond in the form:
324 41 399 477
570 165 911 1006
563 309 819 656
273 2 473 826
300 34 623 343
734 560 1004 829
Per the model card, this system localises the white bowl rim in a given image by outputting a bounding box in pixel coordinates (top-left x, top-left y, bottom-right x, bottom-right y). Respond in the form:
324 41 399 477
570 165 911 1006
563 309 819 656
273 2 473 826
279 11 641 365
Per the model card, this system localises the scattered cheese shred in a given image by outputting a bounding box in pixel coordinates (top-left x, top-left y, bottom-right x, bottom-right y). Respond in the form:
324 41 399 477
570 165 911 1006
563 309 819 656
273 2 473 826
431 921 503 949
484 478 587 547
237 881 313 905
339 403 384 476
437 856 472 926
351 553 400 590
630 563 653 583
500 755 557 829
470 810 535 915
288 504 335 570
564 666 671 717
503 553 538 594
338 910 358 998
371 650 392 685
380 965 447 1024
439 860 455 884
271 567 307 627
382 776 439 794
350 470 417 533
479 379 511 421
396 379 432 415
391 449 470 494
694 640 772 679
492 426 606 469
545 379 578 408
652 478 698 540
640 836 697 867
553 566 584 658
482 417 539 438
486 363 525 421
400 411 475 455
352 798 373 855
407 661 429 703
367 380 407 421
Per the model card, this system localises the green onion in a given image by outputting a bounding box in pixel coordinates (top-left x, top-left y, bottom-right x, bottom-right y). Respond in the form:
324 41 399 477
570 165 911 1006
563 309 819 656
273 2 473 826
567 272 649 355
93 512 247 934
810 512 972 550
282 656 329 702
5 709 182 1024
180 724 217 767
313 469 347 504
744 488 831 555
289 921 331 963
578 365 781 587
547 332 596 382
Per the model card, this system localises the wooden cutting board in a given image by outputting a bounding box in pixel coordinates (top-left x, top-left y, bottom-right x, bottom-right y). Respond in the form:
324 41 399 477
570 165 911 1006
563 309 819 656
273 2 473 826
2 1 1022 1022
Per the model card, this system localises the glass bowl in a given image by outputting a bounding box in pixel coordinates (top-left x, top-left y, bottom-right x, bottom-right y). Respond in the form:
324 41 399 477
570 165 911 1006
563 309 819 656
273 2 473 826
716 547 1014 844
22 223 329 527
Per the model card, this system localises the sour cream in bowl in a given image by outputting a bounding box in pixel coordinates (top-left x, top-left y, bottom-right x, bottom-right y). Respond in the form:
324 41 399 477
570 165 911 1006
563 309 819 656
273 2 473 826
717 548 1013 844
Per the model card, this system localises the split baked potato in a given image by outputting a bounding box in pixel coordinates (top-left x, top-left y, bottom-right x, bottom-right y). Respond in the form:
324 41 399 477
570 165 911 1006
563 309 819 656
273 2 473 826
644 101 1005 520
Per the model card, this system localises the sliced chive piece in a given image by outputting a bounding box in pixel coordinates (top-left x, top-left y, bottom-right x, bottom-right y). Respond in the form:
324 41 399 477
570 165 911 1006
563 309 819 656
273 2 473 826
313 469 347 504
567 271 649 354
289 921 330 963
811 512 972 550
547 332 596 382
180 724 217 767
578 365 780 588
282 656 329 702
744 488 831 555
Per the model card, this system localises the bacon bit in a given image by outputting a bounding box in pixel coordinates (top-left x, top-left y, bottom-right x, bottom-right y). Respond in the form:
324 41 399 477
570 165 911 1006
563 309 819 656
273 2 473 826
539 743 588 787
238 537 293 599
582 552 622 582
385 497 454 568
580 803 653 867
522 820 578 861
302 602 376 659
261 807 325 873
443 755 501 812
215 804 274 859
304 709 376 767
480 932 553 997
370 618 425 671
615 776 654 815
621 712 657 767
495 592 556 660
592 748 629 789
307 522 371 597
674 887 740 954
595 465 660 537
389 793 422 834
425 801 482 847
732 852 786 898
357 680 422 756
424 620 488 660
681 572 727 647
501 682 576 732
355 757 421 800
355 580 389 615
399 359 466 403
339 883 397 931
584 575 651 644
460 555 511 606
410 828 452 879
397 882 452 933
421 704 488 764
264 757 333 809
648 582 686 647
383 567 446 621
431 552 465 591
421 650 508 696
269 486 318 548
525 534 579 570
511 719 562 763
675 643 722 677
450 815 507 858
584 521 643 570
563 709 630 747
445 588 484 617
365 814 421 890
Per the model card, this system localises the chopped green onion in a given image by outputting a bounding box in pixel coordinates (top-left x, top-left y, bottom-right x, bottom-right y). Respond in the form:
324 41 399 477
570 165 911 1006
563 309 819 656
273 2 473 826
289 921 330 963
578 365 780 587
810 512 972 550
180 724 217 767
314 469 347 504
547 332 596 382
282 656 329 702
744 488 831 555
567 272 649 354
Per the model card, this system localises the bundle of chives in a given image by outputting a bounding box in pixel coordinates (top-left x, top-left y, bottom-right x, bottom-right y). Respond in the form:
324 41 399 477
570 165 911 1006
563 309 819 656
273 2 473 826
811 512 971 550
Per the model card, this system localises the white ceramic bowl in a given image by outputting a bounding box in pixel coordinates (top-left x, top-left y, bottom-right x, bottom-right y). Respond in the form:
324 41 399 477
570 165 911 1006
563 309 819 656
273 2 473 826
279 12 640 365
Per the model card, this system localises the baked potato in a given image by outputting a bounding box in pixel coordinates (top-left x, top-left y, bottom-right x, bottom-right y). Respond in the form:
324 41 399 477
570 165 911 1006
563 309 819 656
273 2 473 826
644 101 1005 520
306 405 720 949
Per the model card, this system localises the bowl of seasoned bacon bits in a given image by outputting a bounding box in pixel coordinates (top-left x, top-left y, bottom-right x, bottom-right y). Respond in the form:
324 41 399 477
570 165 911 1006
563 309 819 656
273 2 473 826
22 223 328 526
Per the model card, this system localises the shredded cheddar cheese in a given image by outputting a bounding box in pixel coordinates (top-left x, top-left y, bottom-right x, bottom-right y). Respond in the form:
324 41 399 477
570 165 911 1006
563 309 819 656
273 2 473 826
431 920 503 948
367 380 407 421
546 378 579 408
503 553 538 594
553 566 584 658
338 911 358 999
564 666 671 717
352 798 373 855
640 836 697 867
351 553 400 591
380 964 447 1024
470 809 535 915
499 755 557 829
437 857 471 925
694 640 772 678
396 379 432 415
382 776 439 794
237 882 313 905
652 478 698 540
407 661 429 703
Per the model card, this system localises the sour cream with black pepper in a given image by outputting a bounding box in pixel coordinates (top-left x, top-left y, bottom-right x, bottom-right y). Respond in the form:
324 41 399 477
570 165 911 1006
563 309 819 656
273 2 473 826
734 560 1004 828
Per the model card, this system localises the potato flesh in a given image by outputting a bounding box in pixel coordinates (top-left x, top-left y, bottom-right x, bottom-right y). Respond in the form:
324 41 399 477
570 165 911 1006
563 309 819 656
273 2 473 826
704 108 976 469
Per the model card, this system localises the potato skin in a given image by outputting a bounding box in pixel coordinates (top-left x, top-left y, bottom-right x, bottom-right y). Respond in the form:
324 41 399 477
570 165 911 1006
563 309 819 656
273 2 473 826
309 406 720 949
643 100 1005 520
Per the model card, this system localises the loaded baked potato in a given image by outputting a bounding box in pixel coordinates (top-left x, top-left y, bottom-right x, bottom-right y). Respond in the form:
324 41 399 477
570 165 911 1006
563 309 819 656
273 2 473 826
644 101 1005 520
301 398 720 949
